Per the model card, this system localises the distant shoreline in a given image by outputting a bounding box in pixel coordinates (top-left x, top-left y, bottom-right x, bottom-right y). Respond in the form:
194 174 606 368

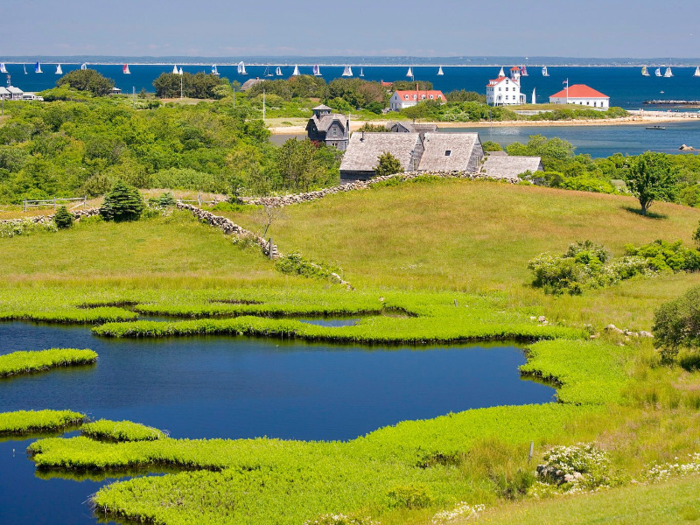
2 62 699 68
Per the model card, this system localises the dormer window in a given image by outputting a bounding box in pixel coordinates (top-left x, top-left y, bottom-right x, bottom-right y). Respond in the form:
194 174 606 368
404 95 409 100
445 150 451 157
429 95 434 99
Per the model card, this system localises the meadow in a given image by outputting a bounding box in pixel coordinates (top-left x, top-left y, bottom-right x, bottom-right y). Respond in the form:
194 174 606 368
3 179 700 524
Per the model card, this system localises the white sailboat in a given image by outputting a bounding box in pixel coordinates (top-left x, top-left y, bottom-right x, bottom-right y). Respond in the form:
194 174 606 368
172 64 179 74
542 66 549 77
275 66 283 76
641 66 649 76
359 67 364 77
123 64 131 75
237 61 247 75
437 66 444 76
211 65 219 76
664 67 673 78
81 63 88 70
35 62 43 74
655 68 662 77
264 66 273 77
498 67 505 77
292 65 300 76
532 88 536 105
179 67 184 75
342 65 353 77
23 63 27 75
406 66 413 78
694 67 700 77
55 64 63 75
0 63 7 74
312 64 321 76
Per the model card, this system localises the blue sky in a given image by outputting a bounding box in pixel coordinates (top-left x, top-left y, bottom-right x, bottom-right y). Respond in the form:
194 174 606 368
3 0 698 58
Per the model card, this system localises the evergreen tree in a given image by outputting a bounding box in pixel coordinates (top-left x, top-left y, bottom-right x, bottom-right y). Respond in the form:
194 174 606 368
100 181 145 222
375 152 404 177
53 206 74 229
56 69 115 96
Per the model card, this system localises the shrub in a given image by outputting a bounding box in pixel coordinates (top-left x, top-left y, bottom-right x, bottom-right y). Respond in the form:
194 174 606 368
536 443 615 490
653 286 700 359
529 240 650 295
694 221 700 249
53 206 73 229
386 483 433 509
157 192 176 207
375 152 404 176
304 515 379 525
625 240 700 273
275 253 342 283
100 181 145 222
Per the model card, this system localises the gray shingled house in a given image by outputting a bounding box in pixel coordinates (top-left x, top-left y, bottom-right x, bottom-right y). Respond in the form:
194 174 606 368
388 121 438 141
306 105 350 151
417 133 484 173
339 132 422 181
482 155 544 182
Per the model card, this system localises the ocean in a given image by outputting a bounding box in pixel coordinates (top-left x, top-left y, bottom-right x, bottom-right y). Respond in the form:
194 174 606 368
4 63 700 109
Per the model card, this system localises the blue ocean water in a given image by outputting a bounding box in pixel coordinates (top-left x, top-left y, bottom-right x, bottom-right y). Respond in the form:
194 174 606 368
4 63 700 109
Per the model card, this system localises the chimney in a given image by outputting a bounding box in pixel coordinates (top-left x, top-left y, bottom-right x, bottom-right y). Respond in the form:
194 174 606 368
361 131 365 142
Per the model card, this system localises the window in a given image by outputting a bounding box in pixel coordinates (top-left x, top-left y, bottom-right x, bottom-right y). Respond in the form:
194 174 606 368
413 95 417 100
445 150 451 157
438 95 442 100
429 95 434 99
404 95 409 100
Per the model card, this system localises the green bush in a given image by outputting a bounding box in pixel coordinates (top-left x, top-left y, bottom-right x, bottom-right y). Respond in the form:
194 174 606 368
275 253 341 282
157 192 176 207
653 286 700 358
100 181 145 222
53 206 74 229
693 221 700 249
375 152 404 177
386 483 433 509
625 240 700 273
529 240 650 295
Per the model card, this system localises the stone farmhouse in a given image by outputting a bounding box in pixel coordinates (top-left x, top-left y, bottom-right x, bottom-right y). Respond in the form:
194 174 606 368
549 84 610 109
306 105 350 151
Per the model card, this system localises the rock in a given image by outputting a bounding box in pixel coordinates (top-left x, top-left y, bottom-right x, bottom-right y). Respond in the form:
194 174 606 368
639 331 654 338
530 316 537 321
679 144 696 151
590 334 599 339
605 324 625 335
538 316 547 323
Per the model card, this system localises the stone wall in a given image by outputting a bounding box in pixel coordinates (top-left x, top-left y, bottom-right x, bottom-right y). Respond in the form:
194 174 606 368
0 208 100 227
248 170 520 208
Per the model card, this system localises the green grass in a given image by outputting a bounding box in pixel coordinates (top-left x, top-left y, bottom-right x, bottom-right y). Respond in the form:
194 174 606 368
0 348 98 378
0 410 85 436
475 475 700 525
82 420 167 442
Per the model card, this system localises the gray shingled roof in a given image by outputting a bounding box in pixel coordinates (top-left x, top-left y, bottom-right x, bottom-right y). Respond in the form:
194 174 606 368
312 104 332 111
482 156 543 181
418 133 482 172
240 78 265 91
340 132 421 173
309 113 347 133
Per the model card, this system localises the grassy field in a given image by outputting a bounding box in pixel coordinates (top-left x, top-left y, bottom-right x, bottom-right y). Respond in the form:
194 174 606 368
3 180 700 524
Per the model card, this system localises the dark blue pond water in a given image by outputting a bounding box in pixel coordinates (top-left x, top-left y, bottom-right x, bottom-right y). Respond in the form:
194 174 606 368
454 120 700 158
5 64 700 109
0 321 554 524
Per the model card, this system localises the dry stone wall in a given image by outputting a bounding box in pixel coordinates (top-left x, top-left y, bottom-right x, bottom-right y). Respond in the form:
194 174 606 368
0 208 100 227
248 170 520 208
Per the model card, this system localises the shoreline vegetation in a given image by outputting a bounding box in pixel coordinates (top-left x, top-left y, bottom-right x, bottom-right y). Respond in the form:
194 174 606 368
0 410 86 436
0 348 98 378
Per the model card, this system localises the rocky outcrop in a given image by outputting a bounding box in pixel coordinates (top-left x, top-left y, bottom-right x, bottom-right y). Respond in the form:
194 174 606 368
679 144 697 151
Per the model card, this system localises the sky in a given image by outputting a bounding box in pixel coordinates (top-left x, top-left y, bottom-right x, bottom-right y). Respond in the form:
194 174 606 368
2 0 699 58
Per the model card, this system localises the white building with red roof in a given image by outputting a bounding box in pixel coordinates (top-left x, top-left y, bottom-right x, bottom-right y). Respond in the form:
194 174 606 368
486 67 526 106
390 87 446 111
549 84 610 109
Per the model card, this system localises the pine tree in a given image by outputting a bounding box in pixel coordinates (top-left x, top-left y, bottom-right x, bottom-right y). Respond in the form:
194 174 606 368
53 206 74 229
100 181 145 222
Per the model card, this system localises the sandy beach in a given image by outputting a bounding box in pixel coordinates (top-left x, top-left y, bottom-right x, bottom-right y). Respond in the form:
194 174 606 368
267 111 700 135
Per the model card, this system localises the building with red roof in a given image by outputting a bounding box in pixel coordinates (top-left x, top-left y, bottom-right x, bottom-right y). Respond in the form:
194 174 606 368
390 88 446 111
549 84 610 109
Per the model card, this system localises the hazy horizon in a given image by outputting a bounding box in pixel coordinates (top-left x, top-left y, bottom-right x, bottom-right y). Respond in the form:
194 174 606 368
2 0 698 59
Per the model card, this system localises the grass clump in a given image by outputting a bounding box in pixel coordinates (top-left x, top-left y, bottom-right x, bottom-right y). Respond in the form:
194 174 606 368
0 410 85 436
82 420 167 442
0 348 98 378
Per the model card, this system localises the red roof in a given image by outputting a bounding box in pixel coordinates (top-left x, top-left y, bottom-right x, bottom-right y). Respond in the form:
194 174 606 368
550 84 609 99
393 90 445 100
510 67 521 71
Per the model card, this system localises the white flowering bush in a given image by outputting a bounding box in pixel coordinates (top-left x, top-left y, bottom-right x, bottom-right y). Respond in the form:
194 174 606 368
0 220 57 238
646 453 700 482
536 443 613 489
304 514 380 525
431 502 485 523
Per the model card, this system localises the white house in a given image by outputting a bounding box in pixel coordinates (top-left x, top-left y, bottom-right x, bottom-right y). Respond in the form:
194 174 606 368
0 87 10 100
389 89 445 111
486 67 526 106
7 86 24 101
549 84 610 109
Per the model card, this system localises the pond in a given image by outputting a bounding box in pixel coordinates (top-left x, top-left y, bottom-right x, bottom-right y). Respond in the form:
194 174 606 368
0 321 555 524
